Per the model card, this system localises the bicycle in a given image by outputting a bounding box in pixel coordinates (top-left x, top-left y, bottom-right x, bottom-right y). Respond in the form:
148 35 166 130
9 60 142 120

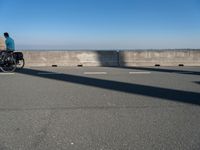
0 51 17 72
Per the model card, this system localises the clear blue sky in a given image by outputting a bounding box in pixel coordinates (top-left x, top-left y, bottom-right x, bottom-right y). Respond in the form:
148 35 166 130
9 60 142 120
0 0 200 50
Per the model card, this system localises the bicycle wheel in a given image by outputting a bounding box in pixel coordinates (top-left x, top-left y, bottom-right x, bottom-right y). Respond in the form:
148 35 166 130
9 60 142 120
0 54 16 72
16 58 25 69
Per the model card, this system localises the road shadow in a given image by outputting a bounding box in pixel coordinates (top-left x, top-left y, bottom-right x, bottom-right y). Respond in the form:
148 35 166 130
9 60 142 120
113 66 200 76
194 81 200 85
16 68 200 106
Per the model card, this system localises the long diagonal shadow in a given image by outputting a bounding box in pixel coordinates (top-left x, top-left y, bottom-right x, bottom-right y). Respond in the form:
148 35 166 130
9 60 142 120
116 66 200 76
16 68 200 106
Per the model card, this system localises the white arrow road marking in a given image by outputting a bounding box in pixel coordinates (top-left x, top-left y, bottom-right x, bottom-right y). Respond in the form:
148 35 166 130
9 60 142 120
0 73 15 75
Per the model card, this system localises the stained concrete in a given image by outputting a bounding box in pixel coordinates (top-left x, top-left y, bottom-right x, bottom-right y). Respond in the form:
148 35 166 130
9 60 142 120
22 51 118 67
119 50 200 66
15 49 200 67
0 37 5 50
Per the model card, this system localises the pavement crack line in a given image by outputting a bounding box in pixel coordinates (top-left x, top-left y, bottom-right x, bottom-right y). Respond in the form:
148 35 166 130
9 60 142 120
0 105 189 112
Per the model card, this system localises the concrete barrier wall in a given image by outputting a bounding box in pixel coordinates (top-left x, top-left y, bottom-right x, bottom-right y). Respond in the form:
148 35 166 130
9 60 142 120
20 50 200 67
22 50 118 67
0 37 5 50
119 50 200 66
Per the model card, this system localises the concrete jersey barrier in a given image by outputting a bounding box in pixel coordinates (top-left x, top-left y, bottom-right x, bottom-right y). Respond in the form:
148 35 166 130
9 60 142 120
22 50 118 67
18 49 200 67
0 37 5 50
119 50 200 66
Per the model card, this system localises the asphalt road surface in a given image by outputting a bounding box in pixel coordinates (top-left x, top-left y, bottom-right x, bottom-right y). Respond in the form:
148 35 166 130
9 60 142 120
0 66 200 150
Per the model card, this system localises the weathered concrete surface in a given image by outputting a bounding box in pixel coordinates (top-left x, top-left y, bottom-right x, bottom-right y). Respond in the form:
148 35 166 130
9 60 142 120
19 49 200 67
22 51 118 67
119 50 200 66
0 37 5 50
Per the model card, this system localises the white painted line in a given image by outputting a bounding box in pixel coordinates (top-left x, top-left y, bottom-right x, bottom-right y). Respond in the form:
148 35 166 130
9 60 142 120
129 71 151 74
0 73 15 75
173 71 194 74
37 72 63 75
84 72 107 75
